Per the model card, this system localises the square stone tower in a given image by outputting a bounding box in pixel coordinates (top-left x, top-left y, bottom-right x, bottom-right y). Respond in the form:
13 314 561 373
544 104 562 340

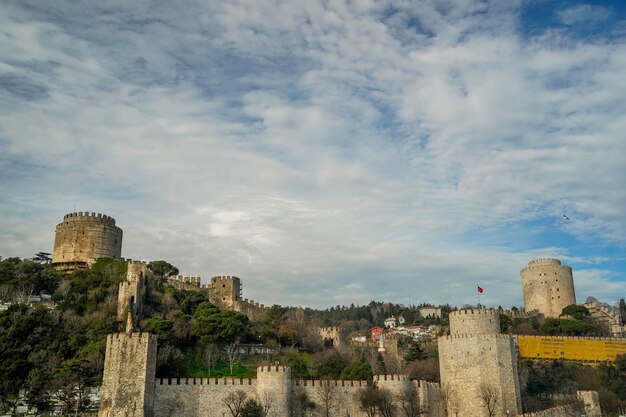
438 309 522 417
98 332 157 417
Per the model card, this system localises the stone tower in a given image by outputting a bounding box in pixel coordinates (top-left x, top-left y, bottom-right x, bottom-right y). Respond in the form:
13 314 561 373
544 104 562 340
438 309 522 417
52 212 123 271
256 365 291 417
520 258 576 318
209 276 242 309
117 261 148 325
98 332 157 417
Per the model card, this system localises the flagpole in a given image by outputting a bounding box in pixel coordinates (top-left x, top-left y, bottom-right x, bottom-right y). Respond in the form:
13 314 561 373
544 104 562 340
477 283 480 307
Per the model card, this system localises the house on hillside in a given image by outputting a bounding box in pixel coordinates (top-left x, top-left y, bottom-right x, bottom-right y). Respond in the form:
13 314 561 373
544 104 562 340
419 305 442 318
370 326 384 341
384 316 397 328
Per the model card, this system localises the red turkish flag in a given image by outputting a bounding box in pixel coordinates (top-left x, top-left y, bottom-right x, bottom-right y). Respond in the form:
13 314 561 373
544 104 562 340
477 286 484 294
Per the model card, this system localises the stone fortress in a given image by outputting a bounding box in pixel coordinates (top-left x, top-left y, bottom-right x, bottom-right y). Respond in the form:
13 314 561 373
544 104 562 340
53 212 267 320
50 212 607 417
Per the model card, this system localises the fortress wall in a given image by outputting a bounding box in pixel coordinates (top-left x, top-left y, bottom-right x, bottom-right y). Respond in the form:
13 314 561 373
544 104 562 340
151 378 443 417
53 212 123 266
233 299 267 321
293 379 367 417
439 334 522 417
520 259 576 318
154 378 257 417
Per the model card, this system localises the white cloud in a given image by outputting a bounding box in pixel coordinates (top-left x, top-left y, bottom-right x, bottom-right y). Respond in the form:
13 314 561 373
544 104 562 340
0 0 625 308
558 5 610 26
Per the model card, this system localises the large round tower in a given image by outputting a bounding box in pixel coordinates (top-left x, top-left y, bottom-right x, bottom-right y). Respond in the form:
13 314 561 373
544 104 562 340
52 212 123 271
520 258 576 318
439 309 522 417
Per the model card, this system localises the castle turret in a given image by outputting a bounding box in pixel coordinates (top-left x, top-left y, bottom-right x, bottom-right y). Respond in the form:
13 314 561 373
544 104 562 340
256 365 291 417
439 309 522 417
521 258 576 318
117 261 148 324
209 276 242 309
52 212 123 271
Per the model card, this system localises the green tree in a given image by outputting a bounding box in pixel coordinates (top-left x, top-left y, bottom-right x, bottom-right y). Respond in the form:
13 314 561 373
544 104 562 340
499 314 512 333
404 342 428 362
148 260 179 278
540 318 596 336
143 317 174 343
341 359 373 382
561 305 590 321
318 354 346 379
32 252 52 264
287 353 311 379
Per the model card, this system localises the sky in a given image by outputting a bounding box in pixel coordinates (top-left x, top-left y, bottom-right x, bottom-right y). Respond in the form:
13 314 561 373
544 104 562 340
1 0 625 309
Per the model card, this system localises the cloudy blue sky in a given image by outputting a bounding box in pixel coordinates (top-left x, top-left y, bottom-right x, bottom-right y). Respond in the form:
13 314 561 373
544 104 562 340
1 0 625 309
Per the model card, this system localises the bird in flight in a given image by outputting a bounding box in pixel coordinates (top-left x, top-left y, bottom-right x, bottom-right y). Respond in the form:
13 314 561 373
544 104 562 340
563 214 570 220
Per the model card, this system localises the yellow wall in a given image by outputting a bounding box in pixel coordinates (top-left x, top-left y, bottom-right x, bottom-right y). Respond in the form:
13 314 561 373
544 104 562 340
517 335 626 362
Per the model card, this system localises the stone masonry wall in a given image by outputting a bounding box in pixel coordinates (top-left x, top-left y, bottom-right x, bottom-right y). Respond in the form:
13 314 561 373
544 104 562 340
439 335 522 417
520 259 576 318
52 212 123 268
153 374 442 417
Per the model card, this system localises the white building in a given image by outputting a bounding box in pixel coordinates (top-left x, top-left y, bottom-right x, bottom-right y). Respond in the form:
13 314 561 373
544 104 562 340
384 316 397 328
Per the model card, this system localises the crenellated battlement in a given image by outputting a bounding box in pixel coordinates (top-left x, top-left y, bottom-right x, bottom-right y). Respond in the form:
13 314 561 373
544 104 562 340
293 379 366 387
107 332 156 342
320 326 341 332
157 377 255 386
449 308 501 336
61 211 117 226
211 275 241 282
257 365 290 373
240 298 265 308
449 308 499 318
527 258 561 266
516 334 626 342
168 275 202 286
440 333 513 341
373 374 409 382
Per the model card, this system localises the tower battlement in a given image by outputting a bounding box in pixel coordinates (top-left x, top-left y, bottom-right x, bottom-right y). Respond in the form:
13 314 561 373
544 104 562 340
257 365 290 373
62 211 117 226
449 308 500 335
527 258 561 266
